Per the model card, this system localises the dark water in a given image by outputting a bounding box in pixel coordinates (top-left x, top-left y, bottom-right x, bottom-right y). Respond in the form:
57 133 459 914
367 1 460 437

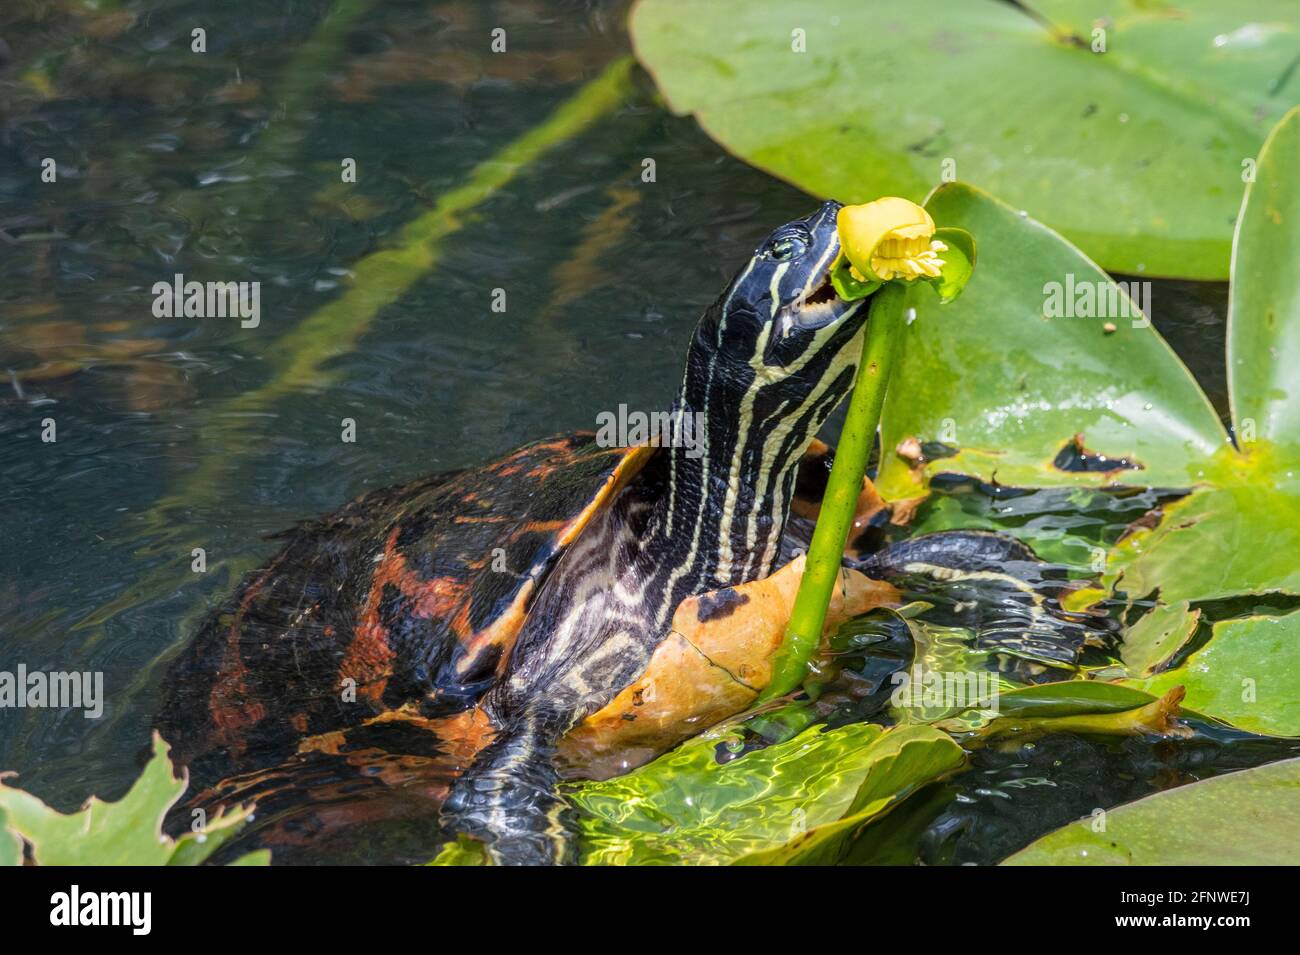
0 0 1282 864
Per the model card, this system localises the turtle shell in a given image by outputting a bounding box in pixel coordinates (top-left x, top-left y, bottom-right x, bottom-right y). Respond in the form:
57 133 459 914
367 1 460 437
157 432 653 789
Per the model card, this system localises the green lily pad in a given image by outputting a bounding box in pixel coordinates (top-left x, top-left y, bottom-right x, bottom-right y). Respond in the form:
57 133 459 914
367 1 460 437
936 679 1181 735
875 182 1227 497
1003 757 1300 865
568 722 963 865
1103 111 1300 732
1129 611 1300 738
1107 451 1300 606
0 733 264 866
871 112 1300 738
1231 108 1300 443
629 0 1293 278
1121 601 1200 679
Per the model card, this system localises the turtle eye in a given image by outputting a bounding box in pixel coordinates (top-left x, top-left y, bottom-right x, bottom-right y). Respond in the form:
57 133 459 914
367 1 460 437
763 231 809 262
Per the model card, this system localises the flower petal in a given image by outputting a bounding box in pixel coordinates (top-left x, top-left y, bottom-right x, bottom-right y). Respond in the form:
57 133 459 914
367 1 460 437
837 197 938 283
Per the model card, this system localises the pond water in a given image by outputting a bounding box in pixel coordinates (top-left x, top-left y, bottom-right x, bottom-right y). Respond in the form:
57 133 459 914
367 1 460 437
1 0 1294 864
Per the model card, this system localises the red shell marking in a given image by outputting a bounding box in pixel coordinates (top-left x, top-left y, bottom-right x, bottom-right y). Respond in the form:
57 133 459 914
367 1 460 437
157 433 652 792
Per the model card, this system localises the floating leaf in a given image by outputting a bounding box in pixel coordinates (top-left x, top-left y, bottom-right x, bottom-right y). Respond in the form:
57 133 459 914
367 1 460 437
1102 110 1300 740
1230 107 1300 443
1003 757 1300 865
989 680 1158 720
1129 612 1300 738
1109 459 1300 607
629 0 1293 278
1121 601 1201 679
876 183 1226 498
936 680 1189 738
983 687 1188 740
1105 109 1300 612
0 734 263 866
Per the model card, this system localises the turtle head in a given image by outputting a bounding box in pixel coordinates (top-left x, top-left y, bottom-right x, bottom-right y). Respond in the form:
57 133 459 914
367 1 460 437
658 201 872 588
682 200 870 417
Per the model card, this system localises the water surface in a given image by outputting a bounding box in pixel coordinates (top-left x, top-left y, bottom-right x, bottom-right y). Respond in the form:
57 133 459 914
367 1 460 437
0 0 1277 864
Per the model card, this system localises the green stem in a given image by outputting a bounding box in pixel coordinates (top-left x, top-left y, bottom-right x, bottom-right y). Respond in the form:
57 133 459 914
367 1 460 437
759 282 911 701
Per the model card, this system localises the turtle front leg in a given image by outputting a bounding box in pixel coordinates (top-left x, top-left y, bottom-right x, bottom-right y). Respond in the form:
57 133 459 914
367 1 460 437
440 709 576 865
851 529 1120 665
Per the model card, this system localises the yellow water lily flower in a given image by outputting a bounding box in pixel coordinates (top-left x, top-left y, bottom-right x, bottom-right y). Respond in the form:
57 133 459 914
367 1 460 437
837 197 948 282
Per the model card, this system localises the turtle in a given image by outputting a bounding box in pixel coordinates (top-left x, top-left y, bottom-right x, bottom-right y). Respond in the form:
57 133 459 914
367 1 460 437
157 200 1103 864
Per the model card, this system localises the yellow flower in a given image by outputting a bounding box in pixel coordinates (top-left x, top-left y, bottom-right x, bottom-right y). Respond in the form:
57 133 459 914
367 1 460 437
837 197 948 282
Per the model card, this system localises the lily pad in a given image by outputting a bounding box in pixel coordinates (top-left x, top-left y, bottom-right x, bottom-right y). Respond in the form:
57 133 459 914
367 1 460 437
0 733 264 866
1121 600 1200 678
568 722 963 865
1130 612 1300 738
1231 107 1300 442
936 680 1190 737
1003 757 1300 865
629 0 1294 278
844 112 1300 738
1107 450 1300 606
876 182 1226 497
1104 110 1300 618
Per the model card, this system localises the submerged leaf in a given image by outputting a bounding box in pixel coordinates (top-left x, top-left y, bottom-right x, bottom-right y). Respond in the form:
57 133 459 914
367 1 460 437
936 680 1188 738
732 726 964 864
988 680 1158 720
427 835 491 866
979 687 1189 740
568 722 962 865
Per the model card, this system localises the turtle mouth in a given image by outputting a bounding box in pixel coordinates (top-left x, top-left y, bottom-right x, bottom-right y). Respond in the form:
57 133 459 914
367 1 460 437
791 265 855 330
802 273 840 308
